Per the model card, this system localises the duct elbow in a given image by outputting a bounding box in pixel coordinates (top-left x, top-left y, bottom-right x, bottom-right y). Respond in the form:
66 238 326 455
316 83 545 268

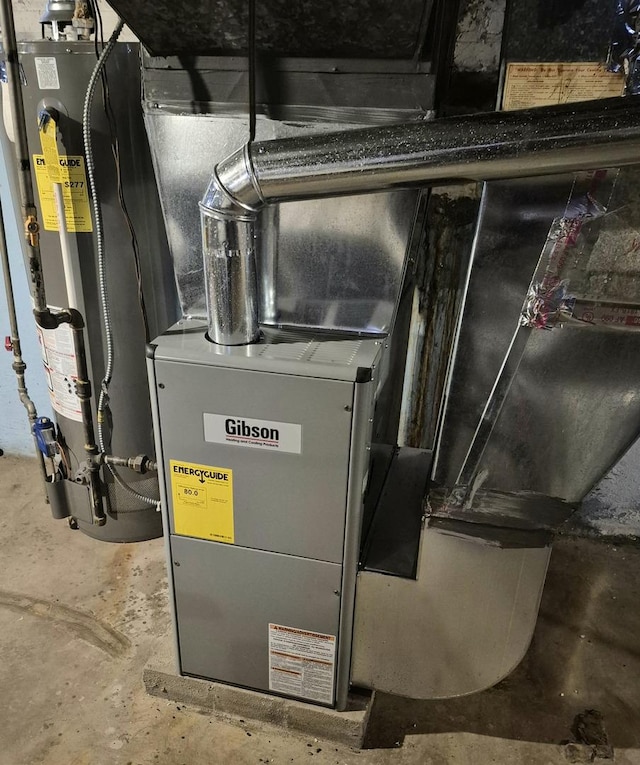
200 144 264 220
199 144 263 347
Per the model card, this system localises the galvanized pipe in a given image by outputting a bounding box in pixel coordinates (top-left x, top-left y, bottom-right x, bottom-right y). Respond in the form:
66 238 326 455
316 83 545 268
202 96 640 345
219 96 640 204
60 308 105 525
200 166 260 344
200 201 258 344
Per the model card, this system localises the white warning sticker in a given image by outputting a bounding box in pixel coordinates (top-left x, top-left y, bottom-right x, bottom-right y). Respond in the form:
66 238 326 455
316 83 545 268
37 321 82 422
268 623 336 705
34 56 60 90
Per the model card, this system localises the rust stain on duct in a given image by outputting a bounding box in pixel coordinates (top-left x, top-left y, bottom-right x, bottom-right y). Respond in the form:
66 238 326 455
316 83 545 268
0 589 131 657
406 189 480 448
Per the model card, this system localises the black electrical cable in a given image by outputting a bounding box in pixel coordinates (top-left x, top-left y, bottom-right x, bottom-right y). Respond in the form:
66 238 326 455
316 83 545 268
102 101 151 345
90 0 100 56
83 5 158 508
248 0 257 142
88 0 150 347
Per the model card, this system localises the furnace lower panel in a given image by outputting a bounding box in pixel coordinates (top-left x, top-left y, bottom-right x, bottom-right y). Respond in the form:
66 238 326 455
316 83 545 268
171 535 342 702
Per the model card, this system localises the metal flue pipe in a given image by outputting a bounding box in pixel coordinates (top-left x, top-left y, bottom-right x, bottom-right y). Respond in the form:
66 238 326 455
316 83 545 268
201 95 640 345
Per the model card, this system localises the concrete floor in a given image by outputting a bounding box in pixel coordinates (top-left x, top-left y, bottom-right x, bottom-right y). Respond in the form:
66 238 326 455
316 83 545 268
1 455 640 764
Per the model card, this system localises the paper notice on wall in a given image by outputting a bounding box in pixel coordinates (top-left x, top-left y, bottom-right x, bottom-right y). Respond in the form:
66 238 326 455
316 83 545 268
37 322 82 422
503 63 624 111
268 623 336 705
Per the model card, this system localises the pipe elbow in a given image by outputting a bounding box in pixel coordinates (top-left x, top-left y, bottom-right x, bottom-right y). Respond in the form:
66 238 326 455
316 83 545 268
199 144 263 346
200 144 264 221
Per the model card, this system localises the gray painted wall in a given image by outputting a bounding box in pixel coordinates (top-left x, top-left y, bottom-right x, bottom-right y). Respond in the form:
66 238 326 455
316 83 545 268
454 0 506 73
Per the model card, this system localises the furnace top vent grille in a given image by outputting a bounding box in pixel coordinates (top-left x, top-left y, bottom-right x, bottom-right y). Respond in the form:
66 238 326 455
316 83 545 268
258 337 364 366
259 342 313 361
307 340 363 366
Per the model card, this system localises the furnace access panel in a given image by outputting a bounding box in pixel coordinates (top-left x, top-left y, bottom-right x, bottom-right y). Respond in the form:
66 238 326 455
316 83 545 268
148 322 380 706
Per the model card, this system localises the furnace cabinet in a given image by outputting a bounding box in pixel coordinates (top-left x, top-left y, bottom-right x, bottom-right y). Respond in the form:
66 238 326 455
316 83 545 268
148 324 381 707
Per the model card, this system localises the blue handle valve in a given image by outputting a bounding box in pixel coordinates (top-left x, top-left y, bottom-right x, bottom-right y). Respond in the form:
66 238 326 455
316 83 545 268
32 417 58 458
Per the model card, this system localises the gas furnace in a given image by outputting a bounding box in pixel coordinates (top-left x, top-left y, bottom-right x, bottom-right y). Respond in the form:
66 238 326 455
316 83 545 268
148 325 382 706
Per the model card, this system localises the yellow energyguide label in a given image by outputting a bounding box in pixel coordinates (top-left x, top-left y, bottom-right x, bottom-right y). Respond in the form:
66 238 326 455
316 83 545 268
32 154 93 232
170 459 234 544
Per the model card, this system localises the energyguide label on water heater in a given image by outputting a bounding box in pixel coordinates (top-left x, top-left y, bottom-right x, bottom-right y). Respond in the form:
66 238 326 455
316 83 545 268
268 624 336 705
203 413 302 454
32 154 93 232
170 460 234 544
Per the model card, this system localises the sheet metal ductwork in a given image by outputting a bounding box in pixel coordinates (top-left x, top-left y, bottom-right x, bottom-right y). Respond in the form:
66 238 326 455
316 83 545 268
201 96 640 344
